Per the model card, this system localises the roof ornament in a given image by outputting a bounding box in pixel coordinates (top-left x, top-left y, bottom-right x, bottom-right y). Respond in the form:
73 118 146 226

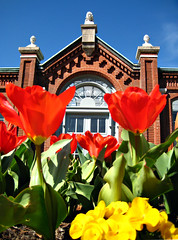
27 35 37 47
84 11 94 24
142 34 152 46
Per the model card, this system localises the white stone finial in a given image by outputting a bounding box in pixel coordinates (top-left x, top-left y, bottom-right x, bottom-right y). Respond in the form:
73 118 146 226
142 34 152 46
84 11 94 24
27 35 37 47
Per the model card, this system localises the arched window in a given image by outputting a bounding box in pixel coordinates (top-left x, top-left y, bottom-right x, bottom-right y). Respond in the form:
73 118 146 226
56 75 117 138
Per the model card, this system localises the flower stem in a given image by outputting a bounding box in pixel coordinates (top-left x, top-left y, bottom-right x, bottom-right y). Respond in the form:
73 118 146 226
129 132 140 165
35 144 45 185
134 134 140 164
0 153 1 172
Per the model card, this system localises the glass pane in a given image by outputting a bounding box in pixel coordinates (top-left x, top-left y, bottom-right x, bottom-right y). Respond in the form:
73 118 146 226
99 118 105 133
77 118 83 132
0 113 4 121
67 117 75 132
91 118 97 132
56 124 62 136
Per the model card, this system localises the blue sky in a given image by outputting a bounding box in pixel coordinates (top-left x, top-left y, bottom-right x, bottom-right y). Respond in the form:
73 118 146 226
1 0 178 68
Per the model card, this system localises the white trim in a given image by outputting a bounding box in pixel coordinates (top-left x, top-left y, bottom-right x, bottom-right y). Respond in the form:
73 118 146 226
66 108 109 113
20 54 38 58
140 54 158 58
20 55 40 62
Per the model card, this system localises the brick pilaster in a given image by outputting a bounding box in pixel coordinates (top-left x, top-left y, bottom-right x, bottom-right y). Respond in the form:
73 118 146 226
136 41 160 144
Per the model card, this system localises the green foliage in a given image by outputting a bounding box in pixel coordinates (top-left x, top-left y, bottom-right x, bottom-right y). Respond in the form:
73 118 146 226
98 154 134 205
30 139 71 190
0 121 178 239
0 185 67 240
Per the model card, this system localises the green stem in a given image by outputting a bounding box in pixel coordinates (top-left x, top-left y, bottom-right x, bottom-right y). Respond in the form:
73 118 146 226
0 153 1 172
129 132 140 165
134 134 140 163
35 144 45 185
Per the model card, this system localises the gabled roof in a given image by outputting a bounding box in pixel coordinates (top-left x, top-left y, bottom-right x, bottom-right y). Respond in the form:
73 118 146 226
40 36 82 69
96 37 140 70
40 35 140 70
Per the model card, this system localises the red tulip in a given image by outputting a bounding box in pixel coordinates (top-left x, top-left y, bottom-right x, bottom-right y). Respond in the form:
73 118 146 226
104 84 167 135
50 133 77 154
0 121 27 154
76 131 120 159
0 83 75 145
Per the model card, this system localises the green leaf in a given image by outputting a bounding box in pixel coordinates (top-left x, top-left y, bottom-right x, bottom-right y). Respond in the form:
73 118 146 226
43 139 71 159
14 186 51 238
155 153 172 178
132 161 173 200
121 129 129 141
1 150 15 173
14 139 34 170
81 160 96 182
30 139 71 191
14 155 30 194
67 182 94 210
77 146 89 164
97 145 107 162
0 186 50 238
74 182 94 201
98 154 126 205
0 185 67 240
43 182 68 239
121 183 134 202
0 172 5 194
4 173 14 196
141 128 178 164
0 194 27 232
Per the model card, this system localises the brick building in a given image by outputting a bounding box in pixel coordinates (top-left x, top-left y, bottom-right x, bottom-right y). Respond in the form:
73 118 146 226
0 12 177 149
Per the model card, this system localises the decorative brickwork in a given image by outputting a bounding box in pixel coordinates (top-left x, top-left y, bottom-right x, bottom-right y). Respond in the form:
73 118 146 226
0 32 177 147
0 71 18 91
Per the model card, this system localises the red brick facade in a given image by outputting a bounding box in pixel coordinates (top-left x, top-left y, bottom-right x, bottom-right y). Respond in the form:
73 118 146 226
0 27 178 149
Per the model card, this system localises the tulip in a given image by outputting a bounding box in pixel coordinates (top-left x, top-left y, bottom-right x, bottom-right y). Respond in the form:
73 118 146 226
50 133 77 154
104 84 167 135
0 83 75 145
76 131 120 159
0 121 26 155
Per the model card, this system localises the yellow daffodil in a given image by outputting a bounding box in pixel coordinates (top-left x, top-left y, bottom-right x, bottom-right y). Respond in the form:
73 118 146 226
86 200 106 219
105 201 129 218
106 214 136 240
81 221 104 240
69 213 93 239
126 197 160 231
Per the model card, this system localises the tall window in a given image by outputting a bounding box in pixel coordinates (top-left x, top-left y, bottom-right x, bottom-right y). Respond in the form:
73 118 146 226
172 99 178 130
56 75 117 138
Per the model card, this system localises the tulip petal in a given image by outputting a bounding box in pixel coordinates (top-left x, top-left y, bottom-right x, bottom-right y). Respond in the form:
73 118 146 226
5 83 75 144
0 93 23 129
104 85 167 134
0 121 26 154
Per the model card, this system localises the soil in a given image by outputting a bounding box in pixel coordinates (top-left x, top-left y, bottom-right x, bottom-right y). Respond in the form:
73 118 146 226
0 223 72 240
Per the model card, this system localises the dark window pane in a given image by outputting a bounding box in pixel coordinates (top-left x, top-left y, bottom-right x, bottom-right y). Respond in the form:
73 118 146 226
0 113 4 121
91 118 97 132
67 117 75 132
99 118 105 133
77 118 83 132
56 124 62 135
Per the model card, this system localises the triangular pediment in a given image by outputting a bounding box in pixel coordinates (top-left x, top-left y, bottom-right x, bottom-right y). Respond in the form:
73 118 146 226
40 36 140 89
